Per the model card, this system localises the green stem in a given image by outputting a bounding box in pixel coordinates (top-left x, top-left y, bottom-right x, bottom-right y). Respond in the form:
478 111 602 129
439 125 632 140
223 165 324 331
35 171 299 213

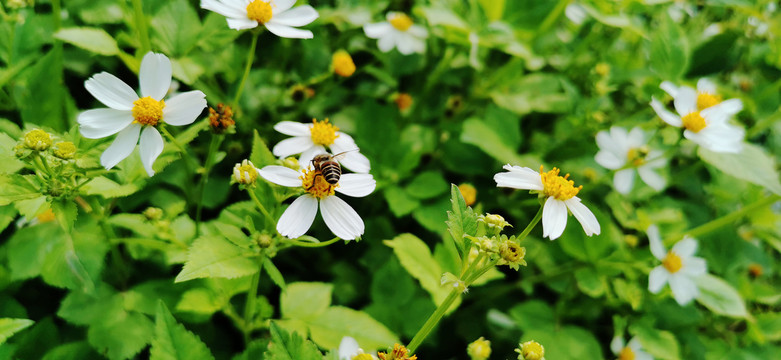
51 0 61 30
406 288 461 354
678 194 781 241
233 31 260 106
243 255 263 345
131 0 152 53
282 237 341 248
536 0 569 36
247 188 276 229
195 134 223 236
517 205 544 241
465 259 500 285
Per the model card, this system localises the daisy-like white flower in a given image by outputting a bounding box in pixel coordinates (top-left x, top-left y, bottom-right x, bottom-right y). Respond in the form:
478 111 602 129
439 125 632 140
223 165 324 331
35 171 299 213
494 165 600 240
272 119 370 173
338 336 377 360
647 225 707 306
363 12 428 55
258 162 375 240
78 52 206 176
201 0 319 38
594 126 666 194
610 335 653 360
650 79 744 153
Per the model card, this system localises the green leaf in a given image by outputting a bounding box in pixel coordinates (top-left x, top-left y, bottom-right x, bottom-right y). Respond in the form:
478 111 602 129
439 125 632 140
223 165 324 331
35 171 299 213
250 130 277 168
488 74 572 116
404 171 448 199
0 174 41 205
175 288 223 316
383 186 419 217
446 184 478 257
460 118 523 164
508 300 555 332
87 312 154 360
6 223 61 280
175 236 260 282
150 301 215 360
384 234 458 308
54 27 120 56
51 199 77 234
0 133 24 174
629 324 681 360
0 205 16 234
478 0 505 21
17 51 69 131
264 322 322 360
308 306 399 351
14 195 49 219
150 0 202 57
41 342 97 360
58 285 124 326
522 325 603 360
0 318 34 345
696 274 749 319
647 15 688 80
574 267 606 298
82 177 140 198
755 312 781 342
411 198 450 234
281 282 332 320
263 258 286 290
40 226 105 293
698 144 781 195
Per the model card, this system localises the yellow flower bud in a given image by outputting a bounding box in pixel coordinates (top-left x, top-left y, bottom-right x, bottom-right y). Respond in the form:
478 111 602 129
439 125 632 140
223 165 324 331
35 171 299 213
23 129 53 151
53 141 76 160
458 183 477 206
332 50 356 77
516 340 545 360
467 337 491 360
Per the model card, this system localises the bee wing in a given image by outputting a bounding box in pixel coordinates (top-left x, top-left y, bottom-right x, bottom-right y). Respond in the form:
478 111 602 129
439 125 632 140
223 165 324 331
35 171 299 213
332 148 359 161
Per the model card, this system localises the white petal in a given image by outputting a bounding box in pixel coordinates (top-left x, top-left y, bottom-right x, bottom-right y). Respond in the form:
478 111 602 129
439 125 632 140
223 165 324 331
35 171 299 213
377 33 395 52
696 78 717 94
336 174 375 197
609 336 625 354
84 72 138 110
363 22 392 38
660 81 679 97
635 351 654 360
338 336 361 360
683 256 707 276
647 224 667 260
648 266 669 293
139 126 164 176
258 166 303 187
277 195 318 239
542 197 568 240
274 121 312 136
272 136 315 158
595 150 624 170
650 97 682 127
637 165 666 191
227 17 259 30
408 25 428 38
613 169 635 194
77 109 134 139
396 34 416 55
494 165 543 190
162 90 207 126
299 146 326 168
332 132 358 149
100 123 141 170
595 129 621 155
337 152 371 174
684 125 743 153
673 86 698 116
669 274 698 305
565 197 600 236
608 126 630 150
264 23 313 39
627 127 646 147
139 52 172 101
271 0 295 13
269 5 318 26
672 237 698 257
627 337 644 353
201 0 247 19
320 196 364 240
701 99 742 124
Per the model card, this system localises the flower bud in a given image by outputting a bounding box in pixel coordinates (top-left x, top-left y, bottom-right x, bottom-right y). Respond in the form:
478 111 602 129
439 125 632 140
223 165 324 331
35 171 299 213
499 240 527 270
458 183 477 206
143 207 164 221
394 93 413 112
23 129 53 151
516 340 545 360
332 50 356 77
467 337 491 360
233 159 259 185
208 103 235 133
53 141 76 160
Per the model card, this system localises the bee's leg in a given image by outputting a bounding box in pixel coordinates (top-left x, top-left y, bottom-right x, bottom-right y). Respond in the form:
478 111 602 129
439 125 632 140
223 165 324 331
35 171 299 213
306 173 322 191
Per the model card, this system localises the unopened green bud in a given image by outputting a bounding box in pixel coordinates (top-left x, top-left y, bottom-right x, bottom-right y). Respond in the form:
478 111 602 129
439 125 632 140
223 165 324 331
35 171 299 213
256 233 273 248
143 207 164 221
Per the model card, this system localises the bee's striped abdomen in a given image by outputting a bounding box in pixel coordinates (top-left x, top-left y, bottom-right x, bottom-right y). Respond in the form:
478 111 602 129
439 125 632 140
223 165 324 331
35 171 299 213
321 161 342 185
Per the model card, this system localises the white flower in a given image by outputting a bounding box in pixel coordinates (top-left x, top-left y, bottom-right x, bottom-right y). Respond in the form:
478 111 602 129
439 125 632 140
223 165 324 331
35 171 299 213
610 335 653 360
650 79 744 153
363 12 428 55
594 126 666 194
258 164 375 240
338 336 376 360
201 0 319 38
272 119 370 173
78 52 206 176
494 165 600 240
647 225 707 306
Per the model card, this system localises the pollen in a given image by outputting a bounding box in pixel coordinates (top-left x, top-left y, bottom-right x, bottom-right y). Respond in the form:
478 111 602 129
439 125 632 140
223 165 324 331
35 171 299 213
301 166 336 199
233 160 259 185
662 251 683 273
681 112 707 133
539 166 582 201
309 118 340 146
332 50 356 77
132 96 165 126
246 0 272 24
378 344 417 360
618 347 636 360
389 13 413 32
696 92 722 111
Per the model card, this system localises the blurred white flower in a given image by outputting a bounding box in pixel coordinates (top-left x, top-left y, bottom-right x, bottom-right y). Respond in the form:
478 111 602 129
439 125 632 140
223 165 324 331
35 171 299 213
338 336 376 360
258 164 375 240
201 0 318 38
272 119 370 173
594 126 666 194
78 52 206 176
610 335 653 360
363 12 428 55
494 165 600 240
647 225 707 306
650 79 744 153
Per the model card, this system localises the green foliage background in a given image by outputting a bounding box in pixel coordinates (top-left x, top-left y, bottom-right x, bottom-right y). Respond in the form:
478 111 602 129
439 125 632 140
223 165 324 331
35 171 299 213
1 0 781 359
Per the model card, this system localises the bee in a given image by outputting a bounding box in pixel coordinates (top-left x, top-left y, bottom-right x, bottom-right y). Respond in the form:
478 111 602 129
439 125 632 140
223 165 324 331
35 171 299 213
307 150 357 190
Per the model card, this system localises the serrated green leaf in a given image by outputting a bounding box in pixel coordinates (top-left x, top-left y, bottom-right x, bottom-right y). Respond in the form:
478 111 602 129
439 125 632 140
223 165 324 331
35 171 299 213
211 221 253 248
698 143 781 195
629 324 681 360
250 130 277 168
264 322 322 360
87 312 154 360
696 274 749 319
446 184 478 257
0 174 41 205
150 301 215 360
175 236 260 282
0 318 34 345
263 258 286 290
54 27 119 56
82 177 140 198
307 306 399 351
14 195 49 219
281 282 332 320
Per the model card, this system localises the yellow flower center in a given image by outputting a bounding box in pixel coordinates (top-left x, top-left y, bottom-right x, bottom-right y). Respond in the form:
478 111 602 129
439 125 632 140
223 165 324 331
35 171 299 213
332 50 356 77
233 160 258 185
662 251 683 273
626 146 649 167
618 346 636 360
467 337 491 359
23 129 53 151
696 92 722 111
300 167 336 199
521 341 545 360
539 166 582 201
53 141 77 160
378 344 416 360
353 355 374 360
681 112 707 133
389 13 413 31
309 118 340 146
132 96 165 126
246 0 272 24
